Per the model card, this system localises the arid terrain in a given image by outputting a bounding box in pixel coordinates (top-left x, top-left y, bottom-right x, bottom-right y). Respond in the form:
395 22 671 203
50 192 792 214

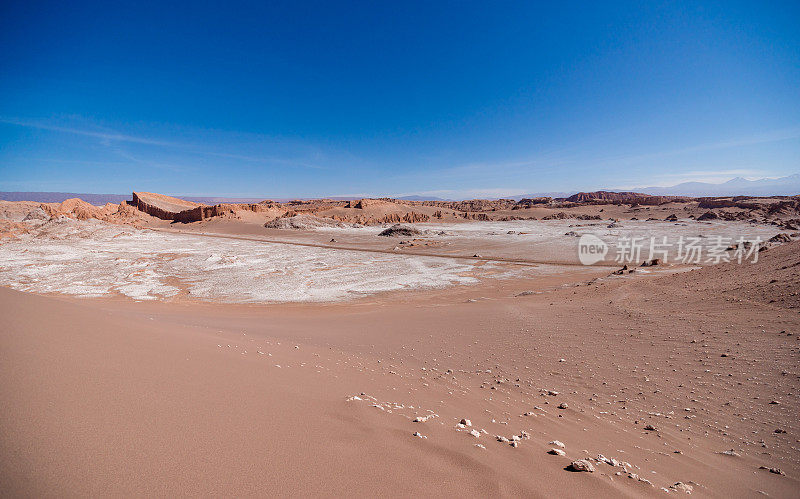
0 191 798 497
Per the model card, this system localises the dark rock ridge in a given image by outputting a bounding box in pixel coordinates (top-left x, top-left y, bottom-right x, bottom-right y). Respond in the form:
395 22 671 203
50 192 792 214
565 191 688 205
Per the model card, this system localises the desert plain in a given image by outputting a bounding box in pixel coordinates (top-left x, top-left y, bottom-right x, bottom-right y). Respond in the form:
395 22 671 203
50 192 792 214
0 191 798 497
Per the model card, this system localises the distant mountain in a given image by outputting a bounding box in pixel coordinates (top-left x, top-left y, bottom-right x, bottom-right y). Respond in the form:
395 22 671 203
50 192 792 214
508 192 576 201
397 195 451 201
4 174 797 206
0 192 273 205
0 192 130 204
632 174 800 197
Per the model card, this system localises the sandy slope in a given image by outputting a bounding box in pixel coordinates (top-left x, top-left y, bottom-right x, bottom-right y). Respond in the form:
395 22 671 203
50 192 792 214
1 241 798 497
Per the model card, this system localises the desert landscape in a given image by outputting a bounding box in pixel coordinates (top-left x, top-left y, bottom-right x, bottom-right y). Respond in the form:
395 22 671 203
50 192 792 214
0 191 798 497
2 1 799 497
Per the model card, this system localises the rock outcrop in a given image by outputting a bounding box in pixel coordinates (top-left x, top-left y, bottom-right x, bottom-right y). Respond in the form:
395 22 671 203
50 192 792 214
131 192 203 222
565 191 685 206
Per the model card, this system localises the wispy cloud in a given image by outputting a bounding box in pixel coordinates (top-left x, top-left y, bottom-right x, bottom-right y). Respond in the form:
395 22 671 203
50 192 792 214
0 116 331 171
0 117 178 146
590 127 800 168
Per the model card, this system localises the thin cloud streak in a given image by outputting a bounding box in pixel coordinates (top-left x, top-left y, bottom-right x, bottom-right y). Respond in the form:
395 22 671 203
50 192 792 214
589 127 800 168
1 116 331 171
0 117 177 146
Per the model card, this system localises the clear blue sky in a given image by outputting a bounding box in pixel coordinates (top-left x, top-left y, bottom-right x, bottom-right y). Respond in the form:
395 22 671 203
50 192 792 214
1 1 798 198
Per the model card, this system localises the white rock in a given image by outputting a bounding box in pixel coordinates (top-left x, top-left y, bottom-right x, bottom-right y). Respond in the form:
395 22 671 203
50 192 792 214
549 440 566 448
567 459 595 472
670 482 693 494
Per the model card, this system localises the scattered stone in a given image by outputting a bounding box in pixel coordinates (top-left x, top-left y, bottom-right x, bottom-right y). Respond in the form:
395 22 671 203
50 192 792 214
558 402 569 409
460 418 472 426
670 482 693 494
510 441 519 448
412 431 427 439
597 454 619 466
497 436 510 443
718 449 740 457
567 459 595 472
612 265 628 275
378 224 422 237
548 448 566 456
768 233 792 243
469 429 481 438
549 440 566 448
697 211 718 221
643 424 657 431
759 466 785 475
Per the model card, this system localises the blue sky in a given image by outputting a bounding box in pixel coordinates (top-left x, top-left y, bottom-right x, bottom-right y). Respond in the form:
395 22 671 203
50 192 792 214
1 1 798 198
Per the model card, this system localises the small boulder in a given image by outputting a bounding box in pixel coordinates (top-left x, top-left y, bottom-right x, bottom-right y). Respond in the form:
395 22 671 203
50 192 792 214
378 224 421 237
760 466 785 475
697 211 718 221
670 482 693 494
567 459 595 472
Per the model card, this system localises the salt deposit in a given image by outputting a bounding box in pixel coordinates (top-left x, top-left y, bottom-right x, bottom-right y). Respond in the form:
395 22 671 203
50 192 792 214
0 219 498 302
0 217 781 303
319 219 779 264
